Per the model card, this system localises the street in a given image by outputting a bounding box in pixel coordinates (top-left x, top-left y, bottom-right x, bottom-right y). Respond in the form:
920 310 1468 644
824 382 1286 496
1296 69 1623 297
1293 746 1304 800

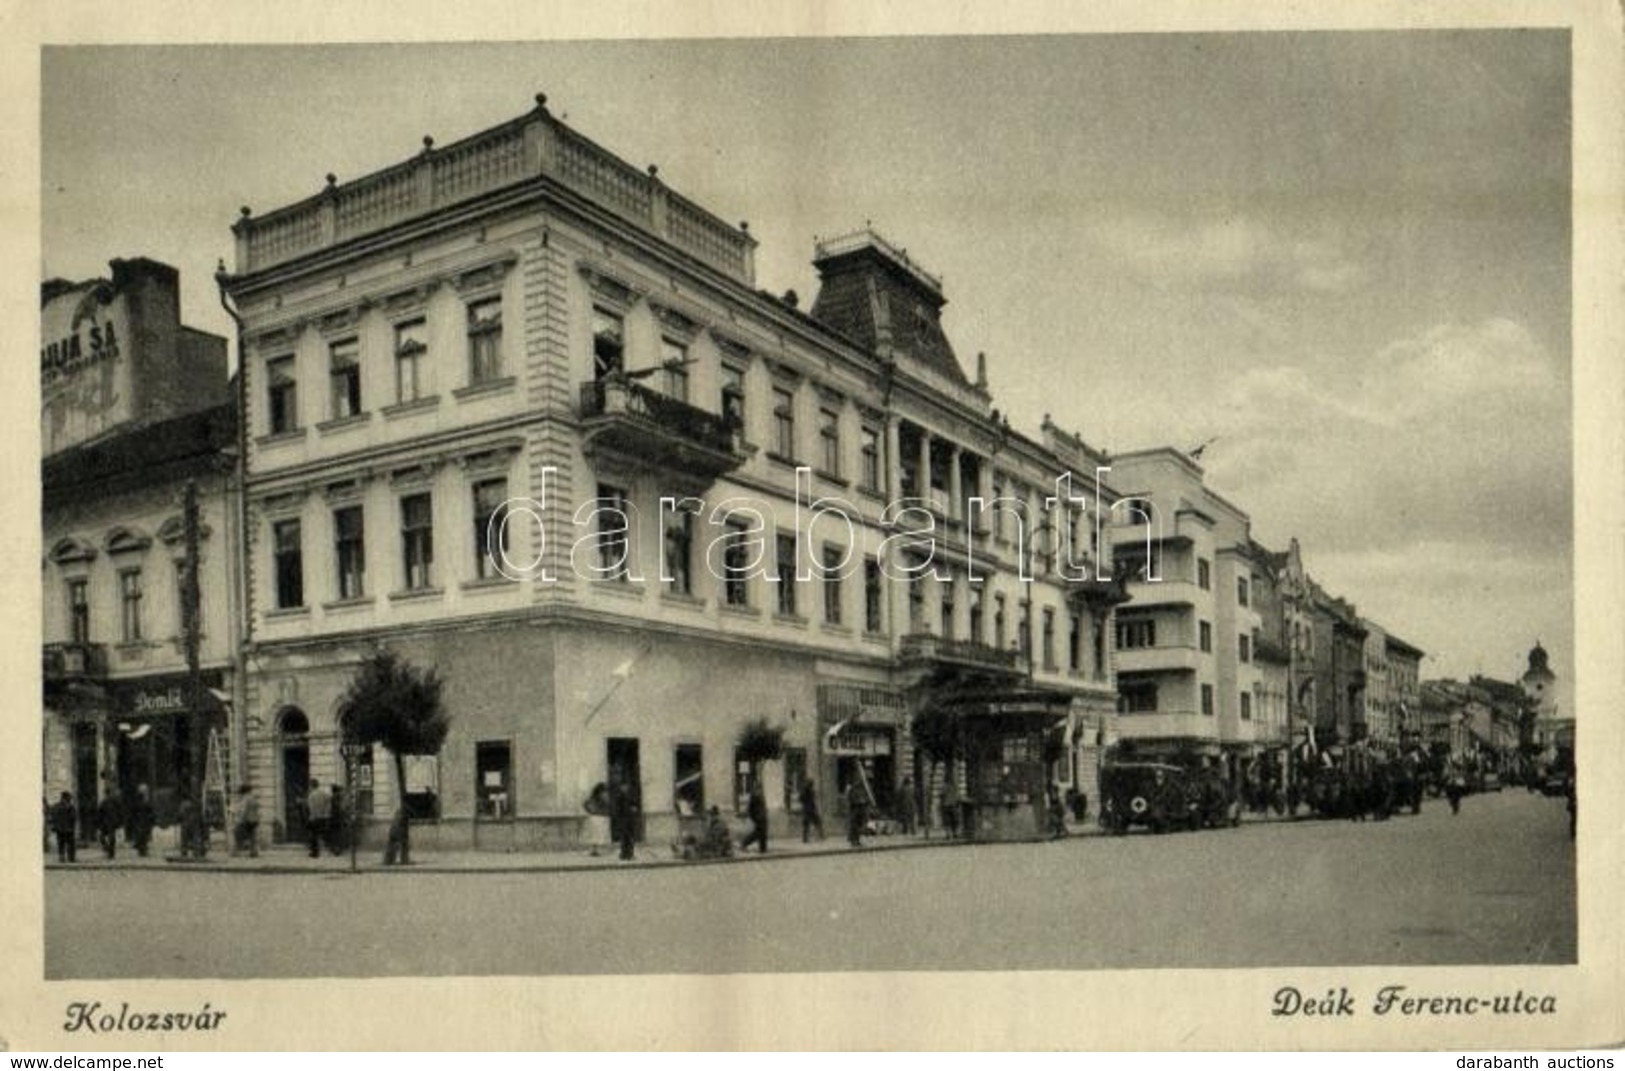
44 789 1574 978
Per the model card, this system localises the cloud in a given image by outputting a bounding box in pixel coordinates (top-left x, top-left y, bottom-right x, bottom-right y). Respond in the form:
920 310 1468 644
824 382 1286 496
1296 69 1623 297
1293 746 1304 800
1086 212 1367 296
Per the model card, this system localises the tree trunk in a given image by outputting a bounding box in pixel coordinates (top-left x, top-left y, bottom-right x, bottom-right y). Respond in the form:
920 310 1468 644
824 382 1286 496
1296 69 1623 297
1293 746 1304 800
394 750 410 866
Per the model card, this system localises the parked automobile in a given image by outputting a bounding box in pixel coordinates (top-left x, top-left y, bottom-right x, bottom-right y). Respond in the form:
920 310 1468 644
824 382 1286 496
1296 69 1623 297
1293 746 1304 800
1100 763 1198 835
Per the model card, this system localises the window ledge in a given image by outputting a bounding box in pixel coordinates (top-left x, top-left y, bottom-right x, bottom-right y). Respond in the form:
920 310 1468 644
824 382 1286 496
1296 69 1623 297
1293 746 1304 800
660 591 706 610
814 470 849 488
264 606 310 621
461 576 519 593
857 484 886 502
764 452 805 470
720 602 761 619
255 428 308 448
821 622 853 637
453 376 517 402
322 595 376 612
774 612 809 629
317 413 373 436
862 630 891 646
389 587 445 603
382 396 442 420
114 641 157 654
591 579 647 600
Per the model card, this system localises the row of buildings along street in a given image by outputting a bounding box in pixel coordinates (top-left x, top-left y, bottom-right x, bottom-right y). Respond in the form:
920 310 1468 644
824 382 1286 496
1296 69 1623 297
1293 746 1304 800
41 95 1577 856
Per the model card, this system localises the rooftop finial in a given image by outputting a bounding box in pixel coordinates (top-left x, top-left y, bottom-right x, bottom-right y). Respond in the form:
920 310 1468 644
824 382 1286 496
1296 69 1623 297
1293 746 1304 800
239 206 252 218
975 351 988 389
740 221 750 233
422 135 435 152
325 173 337 189
535 92 549 113
647 164 659 179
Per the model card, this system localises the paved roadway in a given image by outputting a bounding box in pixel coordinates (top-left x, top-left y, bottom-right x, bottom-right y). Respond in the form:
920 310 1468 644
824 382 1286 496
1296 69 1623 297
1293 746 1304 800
44 789 1574 978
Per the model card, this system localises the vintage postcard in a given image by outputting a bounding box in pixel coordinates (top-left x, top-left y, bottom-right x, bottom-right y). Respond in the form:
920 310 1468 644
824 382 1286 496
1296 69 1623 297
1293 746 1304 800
2 1 1621 1052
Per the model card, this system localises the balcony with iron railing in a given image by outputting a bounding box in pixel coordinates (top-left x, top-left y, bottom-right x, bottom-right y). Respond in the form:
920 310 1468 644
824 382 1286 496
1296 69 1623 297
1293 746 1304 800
43 641 109 681
232 95 757 285
578 375 745 485
898 632 1024 675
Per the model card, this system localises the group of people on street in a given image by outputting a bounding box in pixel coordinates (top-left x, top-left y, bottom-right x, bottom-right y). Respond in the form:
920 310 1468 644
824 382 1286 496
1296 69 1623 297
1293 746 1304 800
581 779 639 861
45 785 158 863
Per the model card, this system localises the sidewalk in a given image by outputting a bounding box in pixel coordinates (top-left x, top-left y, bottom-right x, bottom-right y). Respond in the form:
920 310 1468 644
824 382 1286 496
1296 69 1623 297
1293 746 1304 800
42 822 1103 875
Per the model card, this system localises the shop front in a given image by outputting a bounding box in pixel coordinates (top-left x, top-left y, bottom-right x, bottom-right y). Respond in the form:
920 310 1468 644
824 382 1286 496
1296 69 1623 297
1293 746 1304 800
107 671 225 827
817 683 909 825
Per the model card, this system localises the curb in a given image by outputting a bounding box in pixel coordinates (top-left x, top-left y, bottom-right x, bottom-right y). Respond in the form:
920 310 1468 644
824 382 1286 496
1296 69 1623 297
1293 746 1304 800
43 828 1098 876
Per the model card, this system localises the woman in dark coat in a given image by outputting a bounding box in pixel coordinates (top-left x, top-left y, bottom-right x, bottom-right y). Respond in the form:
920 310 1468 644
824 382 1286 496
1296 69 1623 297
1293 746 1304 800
125 786 156 857
741 782 769 854
97 791 126 859
50 792 78 863
609 778 638 861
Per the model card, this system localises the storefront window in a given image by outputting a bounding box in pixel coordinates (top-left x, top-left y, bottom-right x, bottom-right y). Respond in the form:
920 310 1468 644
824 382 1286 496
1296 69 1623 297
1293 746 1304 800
674 744 703 815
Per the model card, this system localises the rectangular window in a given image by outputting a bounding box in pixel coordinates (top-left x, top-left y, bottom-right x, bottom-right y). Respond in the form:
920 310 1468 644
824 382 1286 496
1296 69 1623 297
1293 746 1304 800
467 298 503 384
908 571 925 631
1199 620 1213 652
783 748 807 812
860 425 881 491
401 493 434 591
475 740 513 820
674 744 704 815
119 569 143 643
822 545 843 626
939 575 956 640
267 355 298 433
1239 634 1252 664
68 579 89 643
1198 558 1211 590
660 338 689 402
273 519 304 608
1240 692 1252 721
1068 611 1082 672
1019 600 1032 660
864 558 883 634
721 363 746 432
776 532 798 616
772 385 796 458
1120 678 1158 713
334 506 366 600
722 519 751 607
1042 607 1057 671
819 407 841 475
596 484 630 580
1202 684 1215 716
665 510 694 596
1238 577 1250 607
968 585 984 644
329 338 362 420
394 319 427 403
473 478 508 580
993 593 1007 650
1116 617 1157 649
592 308 624 380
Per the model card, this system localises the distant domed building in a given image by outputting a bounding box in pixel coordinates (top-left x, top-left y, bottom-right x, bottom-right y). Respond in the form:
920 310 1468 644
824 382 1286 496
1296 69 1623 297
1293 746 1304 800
1519 641 1571 756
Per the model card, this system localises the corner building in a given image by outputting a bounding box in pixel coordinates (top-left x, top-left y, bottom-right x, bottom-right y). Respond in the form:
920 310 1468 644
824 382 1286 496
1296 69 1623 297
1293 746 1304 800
224 97 1126 849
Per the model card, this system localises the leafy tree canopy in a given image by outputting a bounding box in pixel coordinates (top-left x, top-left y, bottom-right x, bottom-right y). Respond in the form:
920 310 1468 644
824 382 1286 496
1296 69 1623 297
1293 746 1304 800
341 647 450 758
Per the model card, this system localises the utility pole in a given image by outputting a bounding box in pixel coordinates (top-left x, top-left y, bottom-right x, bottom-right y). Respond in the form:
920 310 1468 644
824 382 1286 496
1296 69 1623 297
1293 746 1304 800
182 480 204 810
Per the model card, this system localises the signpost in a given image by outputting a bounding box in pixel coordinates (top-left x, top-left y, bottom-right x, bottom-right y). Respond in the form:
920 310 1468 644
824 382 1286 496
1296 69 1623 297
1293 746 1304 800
341 742 364 873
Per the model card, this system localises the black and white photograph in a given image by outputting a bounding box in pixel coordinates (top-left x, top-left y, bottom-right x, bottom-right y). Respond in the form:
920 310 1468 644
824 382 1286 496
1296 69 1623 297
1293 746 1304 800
6 4 1623 1053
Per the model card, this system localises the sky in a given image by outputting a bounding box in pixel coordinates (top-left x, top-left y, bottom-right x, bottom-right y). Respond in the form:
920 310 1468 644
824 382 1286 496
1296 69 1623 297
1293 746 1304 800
39 33 1574 687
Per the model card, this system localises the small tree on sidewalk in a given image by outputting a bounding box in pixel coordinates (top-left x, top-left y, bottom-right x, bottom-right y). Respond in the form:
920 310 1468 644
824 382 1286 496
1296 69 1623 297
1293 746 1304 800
340 647 450 865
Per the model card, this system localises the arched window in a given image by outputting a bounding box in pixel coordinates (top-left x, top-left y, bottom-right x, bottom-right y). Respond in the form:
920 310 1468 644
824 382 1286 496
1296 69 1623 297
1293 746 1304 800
277 707 310 737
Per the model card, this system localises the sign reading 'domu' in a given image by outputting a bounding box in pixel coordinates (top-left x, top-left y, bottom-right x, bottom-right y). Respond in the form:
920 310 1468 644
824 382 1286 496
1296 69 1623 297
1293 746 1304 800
41 319 121 386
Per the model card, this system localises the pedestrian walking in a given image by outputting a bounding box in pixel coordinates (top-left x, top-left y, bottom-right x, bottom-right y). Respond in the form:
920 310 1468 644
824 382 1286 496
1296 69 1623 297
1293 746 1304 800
125 785 155 857
582 782 611 857
897 775 917 836
97 789 125 860
1445 765 1466 815
941 776 961 840
1047 783 1067 839
845 780 868 848
306 779 333 857
741 781 769 854
799 777 824 842
609 777 638 861
50 791 77 863
177 794 206 858
234 784 261 858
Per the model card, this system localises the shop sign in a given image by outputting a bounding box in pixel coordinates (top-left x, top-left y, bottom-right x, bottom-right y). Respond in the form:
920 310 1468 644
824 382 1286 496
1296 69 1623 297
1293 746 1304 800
828 728 892 757
116 672 224 717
